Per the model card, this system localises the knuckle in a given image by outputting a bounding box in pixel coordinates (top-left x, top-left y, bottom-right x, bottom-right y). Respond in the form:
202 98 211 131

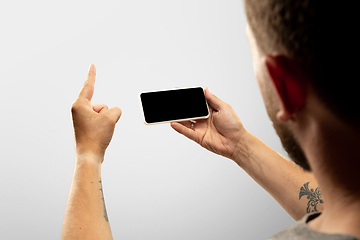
71 102 79 113
71 102 86 115
224 102 232 110
104 113 116 124
117 107 122 116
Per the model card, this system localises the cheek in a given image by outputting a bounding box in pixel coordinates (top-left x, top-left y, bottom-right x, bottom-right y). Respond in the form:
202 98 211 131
251 54 260 76
252 61 262 90
256 72 280 121
249 47 280 120
253 62 268 96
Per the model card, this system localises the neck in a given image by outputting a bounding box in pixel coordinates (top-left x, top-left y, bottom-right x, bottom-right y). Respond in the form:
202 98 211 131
297 95 360 237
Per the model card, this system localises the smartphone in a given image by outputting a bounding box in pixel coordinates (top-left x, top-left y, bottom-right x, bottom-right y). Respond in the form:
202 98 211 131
139 86 210 125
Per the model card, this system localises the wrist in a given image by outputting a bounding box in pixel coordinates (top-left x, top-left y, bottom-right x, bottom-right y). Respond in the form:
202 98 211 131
75 150 104 167
231 130 253 166
76 141 105 157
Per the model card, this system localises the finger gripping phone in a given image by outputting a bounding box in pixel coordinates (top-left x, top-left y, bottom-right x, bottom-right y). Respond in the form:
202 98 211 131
139 87 210 125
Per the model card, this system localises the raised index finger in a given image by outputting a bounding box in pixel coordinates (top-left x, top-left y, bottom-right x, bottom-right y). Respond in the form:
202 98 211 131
78 64 96 101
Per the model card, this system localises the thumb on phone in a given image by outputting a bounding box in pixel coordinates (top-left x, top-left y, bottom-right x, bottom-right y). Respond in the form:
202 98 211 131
204 88 225 111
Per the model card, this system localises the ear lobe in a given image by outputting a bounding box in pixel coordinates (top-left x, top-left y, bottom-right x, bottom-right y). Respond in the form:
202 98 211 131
264 55 307 122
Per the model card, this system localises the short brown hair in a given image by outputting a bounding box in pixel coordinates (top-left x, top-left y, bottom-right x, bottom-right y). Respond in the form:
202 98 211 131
245 0 359 125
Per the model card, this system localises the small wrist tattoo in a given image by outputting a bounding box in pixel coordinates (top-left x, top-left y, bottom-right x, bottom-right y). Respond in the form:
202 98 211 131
99 180 109 222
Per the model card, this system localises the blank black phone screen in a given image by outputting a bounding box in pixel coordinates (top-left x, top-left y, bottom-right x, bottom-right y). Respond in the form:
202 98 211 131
140 87 209 124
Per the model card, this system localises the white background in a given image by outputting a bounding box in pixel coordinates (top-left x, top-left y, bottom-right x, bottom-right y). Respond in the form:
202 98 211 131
0 0 294 239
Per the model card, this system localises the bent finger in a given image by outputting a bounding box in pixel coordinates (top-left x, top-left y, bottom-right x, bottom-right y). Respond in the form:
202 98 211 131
170 122 198 143
92 104 109 113
106 107 122 123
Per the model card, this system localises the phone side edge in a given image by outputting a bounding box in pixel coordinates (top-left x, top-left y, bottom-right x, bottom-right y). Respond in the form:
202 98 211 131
138 92 151 125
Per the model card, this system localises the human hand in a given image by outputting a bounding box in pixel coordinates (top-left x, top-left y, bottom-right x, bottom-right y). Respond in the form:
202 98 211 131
171 88 247 161
71 64 122 162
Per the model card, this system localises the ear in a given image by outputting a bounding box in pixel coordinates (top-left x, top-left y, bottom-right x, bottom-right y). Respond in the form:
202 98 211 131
264 55 307 122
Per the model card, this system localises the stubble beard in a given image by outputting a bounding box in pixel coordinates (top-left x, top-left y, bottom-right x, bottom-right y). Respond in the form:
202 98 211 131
262 80 311 171
272 119 311 171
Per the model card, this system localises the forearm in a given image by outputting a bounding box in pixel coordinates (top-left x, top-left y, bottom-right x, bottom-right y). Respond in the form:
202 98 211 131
61 153 113 240
233 131 323 220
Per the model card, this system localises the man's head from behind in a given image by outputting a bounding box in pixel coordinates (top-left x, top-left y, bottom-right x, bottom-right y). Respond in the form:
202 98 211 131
244 0 359 171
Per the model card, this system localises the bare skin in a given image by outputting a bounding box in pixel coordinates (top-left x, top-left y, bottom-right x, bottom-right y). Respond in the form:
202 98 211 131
294 93 360 237
251 21 360 237
172 23 360 238
171 88 323 221
61 20 360 237
61 64 121 240
62 64 325 240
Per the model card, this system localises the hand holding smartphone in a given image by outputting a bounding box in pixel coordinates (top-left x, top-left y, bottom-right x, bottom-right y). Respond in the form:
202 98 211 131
139 87 210 125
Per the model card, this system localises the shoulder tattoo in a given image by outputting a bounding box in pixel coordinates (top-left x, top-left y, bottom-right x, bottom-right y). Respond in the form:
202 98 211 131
299 182 324 213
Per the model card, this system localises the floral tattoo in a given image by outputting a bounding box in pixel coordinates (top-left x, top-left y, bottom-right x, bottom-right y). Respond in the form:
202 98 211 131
299 182 324 213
